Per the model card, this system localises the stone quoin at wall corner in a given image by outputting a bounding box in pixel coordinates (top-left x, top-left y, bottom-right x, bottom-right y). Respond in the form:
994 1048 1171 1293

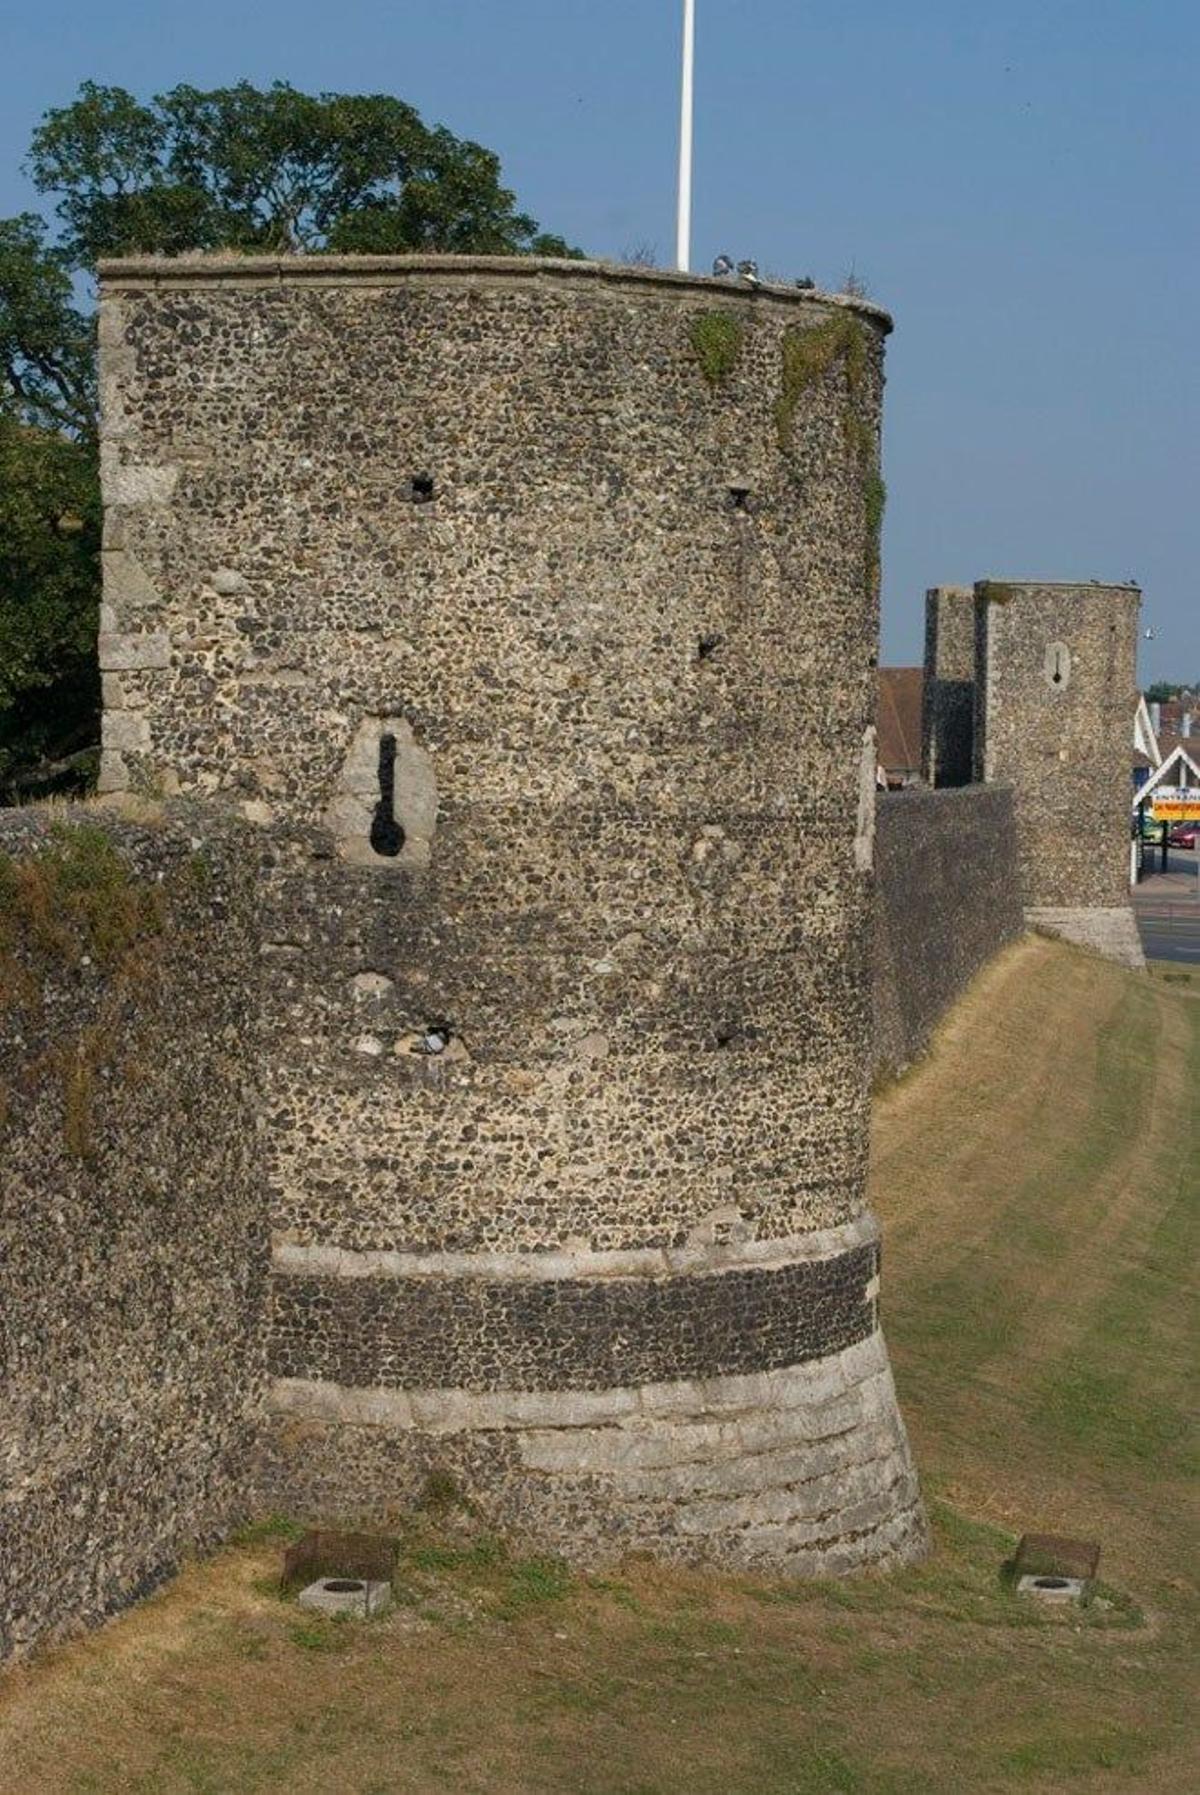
86 255 927 1574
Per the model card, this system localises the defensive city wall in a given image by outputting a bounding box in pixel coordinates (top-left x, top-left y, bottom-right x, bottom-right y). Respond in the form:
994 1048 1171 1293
0 809 264 1661
0 257 1139 1662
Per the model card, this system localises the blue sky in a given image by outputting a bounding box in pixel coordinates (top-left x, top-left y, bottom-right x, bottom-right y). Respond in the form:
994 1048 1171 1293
2 0 1195 679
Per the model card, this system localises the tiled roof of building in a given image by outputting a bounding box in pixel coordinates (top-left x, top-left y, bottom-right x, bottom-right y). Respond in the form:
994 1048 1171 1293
877 667 924 777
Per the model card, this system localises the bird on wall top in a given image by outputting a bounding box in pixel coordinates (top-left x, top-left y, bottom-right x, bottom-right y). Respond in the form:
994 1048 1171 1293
712 253 734 277
737 259 761 287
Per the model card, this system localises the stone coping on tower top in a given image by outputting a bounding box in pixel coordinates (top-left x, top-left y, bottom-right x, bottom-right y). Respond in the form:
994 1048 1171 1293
95 251 893 331
977 578 1141 595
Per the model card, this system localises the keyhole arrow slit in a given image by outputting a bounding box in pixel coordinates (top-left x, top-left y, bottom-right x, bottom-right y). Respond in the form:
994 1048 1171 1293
370 734 405 857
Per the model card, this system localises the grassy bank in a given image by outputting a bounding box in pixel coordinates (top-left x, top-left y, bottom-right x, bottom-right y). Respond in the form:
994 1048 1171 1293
0 937 1195 1793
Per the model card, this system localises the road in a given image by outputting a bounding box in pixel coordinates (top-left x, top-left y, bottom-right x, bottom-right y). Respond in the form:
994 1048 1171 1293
1134 845 1200 965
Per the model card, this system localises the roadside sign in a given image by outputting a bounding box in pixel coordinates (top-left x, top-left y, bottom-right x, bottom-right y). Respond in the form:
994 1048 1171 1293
1151 787 1200 822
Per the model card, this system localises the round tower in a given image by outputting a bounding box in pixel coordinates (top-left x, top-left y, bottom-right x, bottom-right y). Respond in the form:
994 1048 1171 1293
96 255 925 1572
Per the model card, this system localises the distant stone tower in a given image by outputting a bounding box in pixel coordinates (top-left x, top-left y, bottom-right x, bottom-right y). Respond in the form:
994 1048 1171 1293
921 585 976 786
96 255 925 1572
973 580 1143 965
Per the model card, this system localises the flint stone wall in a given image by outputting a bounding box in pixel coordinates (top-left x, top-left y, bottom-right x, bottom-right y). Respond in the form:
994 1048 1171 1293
0 807 265 1663
973 581 1140 908
921 585 976 787
874 785 1025 1074
94 255 924 1573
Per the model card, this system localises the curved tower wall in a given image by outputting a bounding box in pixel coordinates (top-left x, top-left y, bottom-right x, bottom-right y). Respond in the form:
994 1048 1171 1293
96 256 925 1572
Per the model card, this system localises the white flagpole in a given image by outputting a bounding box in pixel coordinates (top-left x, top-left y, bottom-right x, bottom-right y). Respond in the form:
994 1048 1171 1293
676 0 695 271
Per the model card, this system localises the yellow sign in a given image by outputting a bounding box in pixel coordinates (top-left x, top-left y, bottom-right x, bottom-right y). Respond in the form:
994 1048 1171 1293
1151 788 1200 822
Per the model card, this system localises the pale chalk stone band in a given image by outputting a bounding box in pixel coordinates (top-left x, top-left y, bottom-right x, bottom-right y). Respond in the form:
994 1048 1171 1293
270 1212 879 1286
269 1327 895 1435
265 1332 927 1573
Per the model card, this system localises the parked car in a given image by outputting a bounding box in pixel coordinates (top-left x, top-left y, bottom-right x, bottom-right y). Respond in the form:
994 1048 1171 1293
1168 823 1198 848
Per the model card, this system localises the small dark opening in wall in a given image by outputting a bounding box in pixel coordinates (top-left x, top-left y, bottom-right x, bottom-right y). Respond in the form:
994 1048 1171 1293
412 1020 452 1055
714 1027 736 1049
370 734 405 858
698 633 724 662
411 474 435 504
728 486 751 512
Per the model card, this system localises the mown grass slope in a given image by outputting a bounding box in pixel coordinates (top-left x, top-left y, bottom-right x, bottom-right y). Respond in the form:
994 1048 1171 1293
0 936 1195 1793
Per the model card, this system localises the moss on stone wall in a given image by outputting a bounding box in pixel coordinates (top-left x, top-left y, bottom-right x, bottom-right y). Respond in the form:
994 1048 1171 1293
864 470 887 597
774 312 868 450
775 313 884 596
688 312 744 386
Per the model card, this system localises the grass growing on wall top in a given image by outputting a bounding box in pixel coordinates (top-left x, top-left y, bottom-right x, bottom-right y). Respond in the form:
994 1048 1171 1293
0 821 164 972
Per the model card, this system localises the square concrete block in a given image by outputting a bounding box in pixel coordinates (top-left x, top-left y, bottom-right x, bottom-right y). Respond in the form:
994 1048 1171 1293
1017 1574 1088 1606
297 1576 392 1618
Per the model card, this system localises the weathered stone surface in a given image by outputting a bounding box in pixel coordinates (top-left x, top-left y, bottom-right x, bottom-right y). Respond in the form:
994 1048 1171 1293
84 255 925 1581
258 1334 924 1573
973 581 1140 909
268 1244 878 1393
874 784 1025 1073
1027 906 1146 971
0 809 265 1664
326 715 438 870
922 585 976 787
101 710 152 752
96 748 130 793
97 631 171 671
101 549 160 609
100 457 179 507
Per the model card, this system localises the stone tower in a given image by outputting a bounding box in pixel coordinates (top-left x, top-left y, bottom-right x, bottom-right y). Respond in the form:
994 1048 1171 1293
922 585 976 787
973 579 1143 964
96 255 925 1573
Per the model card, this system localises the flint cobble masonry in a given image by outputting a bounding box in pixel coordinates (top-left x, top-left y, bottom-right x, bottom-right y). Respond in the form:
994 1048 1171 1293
0 808 265 1663
874 784 1025 1073
973 580 1140 909
269 1246 878 1393
85 254 926 1577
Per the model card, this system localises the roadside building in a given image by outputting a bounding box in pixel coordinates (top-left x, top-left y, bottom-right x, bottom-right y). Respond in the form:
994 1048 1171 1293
877 666 924 788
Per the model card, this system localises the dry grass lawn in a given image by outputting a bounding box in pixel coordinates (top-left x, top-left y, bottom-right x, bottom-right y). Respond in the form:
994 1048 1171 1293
0 936 1196 1793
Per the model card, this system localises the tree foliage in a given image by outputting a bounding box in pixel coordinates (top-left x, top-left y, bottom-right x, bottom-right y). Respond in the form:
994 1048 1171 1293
0 414 101 800
0 80 579 797
28 81 579 261
0 213 95 434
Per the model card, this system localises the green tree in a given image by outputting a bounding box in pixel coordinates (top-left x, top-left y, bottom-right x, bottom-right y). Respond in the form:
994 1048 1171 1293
28 81 579 260
0 81 579 798
0 215 99 799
